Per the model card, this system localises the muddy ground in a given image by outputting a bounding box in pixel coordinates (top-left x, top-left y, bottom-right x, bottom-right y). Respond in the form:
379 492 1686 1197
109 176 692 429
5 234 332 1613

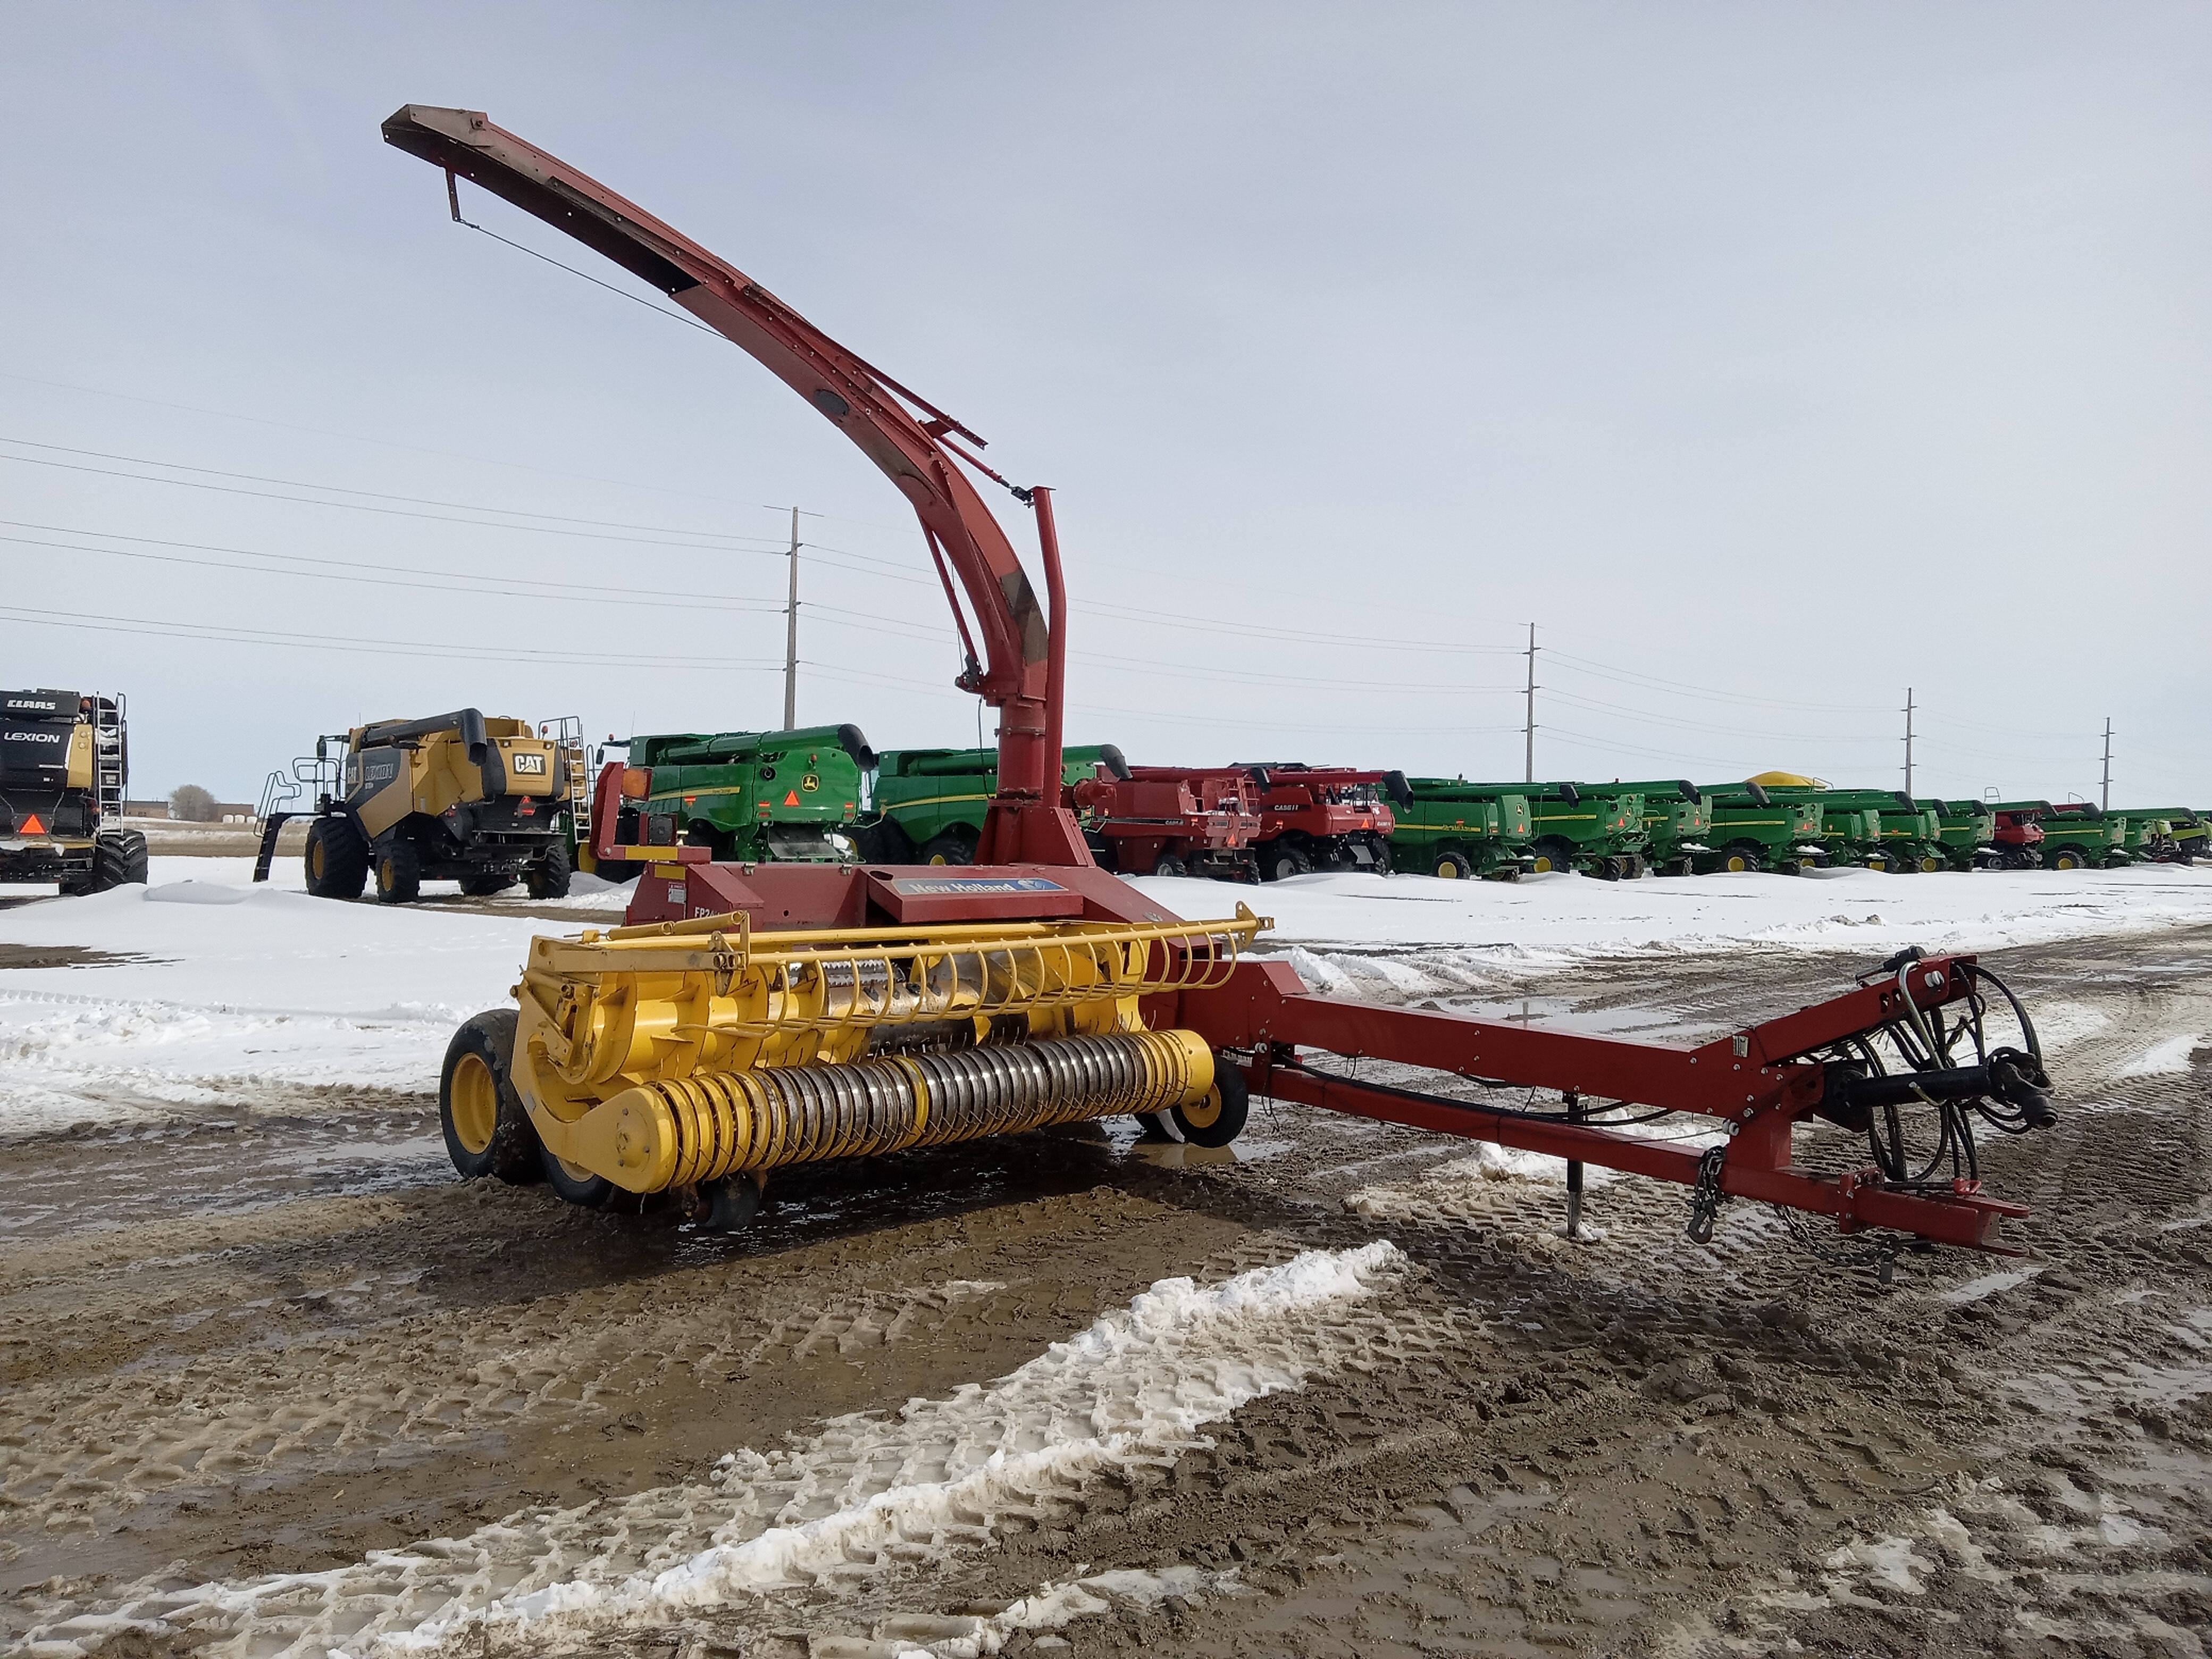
4 926 2210 1656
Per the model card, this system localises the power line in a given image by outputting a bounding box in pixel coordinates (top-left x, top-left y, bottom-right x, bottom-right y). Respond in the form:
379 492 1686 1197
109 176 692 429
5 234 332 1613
0 604 785 671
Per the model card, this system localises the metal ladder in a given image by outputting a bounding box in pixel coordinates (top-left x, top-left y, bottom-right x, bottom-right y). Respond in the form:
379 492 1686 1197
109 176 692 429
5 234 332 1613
540 715 589 844
92 694 127 826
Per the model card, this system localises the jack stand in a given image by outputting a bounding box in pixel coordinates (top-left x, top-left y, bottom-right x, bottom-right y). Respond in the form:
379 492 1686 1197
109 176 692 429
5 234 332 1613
1564 1090 1584 1240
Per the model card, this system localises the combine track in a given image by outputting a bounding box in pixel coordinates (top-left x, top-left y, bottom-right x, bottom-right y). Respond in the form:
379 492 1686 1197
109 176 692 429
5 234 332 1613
4 929 2209 1656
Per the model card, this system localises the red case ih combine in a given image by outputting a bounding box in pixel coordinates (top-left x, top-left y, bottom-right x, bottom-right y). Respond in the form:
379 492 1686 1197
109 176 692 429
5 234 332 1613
388 105 2055 1255
1071 765 1262 879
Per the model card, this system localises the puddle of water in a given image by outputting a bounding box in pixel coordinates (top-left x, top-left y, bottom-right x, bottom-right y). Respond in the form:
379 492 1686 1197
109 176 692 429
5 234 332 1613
1437 995 1719 1042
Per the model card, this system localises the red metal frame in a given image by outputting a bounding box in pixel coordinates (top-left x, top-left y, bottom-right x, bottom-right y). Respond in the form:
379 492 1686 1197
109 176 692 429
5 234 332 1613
386 107 2045 1253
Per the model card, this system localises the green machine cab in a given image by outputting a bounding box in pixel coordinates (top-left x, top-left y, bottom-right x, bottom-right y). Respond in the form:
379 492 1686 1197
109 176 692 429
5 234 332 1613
1388 780 1536 880
630 724 873 864
865 743 1124 865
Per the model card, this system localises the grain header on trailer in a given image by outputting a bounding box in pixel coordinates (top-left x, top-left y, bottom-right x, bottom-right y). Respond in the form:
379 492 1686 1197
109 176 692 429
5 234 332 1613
388 104 2056 1258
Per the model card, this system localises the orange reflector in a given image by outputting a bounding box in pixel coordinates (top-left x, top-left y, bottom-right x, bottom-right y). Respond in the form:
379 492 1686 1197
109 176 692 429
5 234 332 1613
20 813 45 833
622 767 651 800
783 790 801 807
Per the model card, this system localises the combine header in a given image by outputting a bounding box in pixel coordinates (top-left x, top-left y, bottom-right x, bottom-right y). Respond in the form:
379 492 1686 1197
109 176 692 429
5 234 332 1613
388 105 2055 1256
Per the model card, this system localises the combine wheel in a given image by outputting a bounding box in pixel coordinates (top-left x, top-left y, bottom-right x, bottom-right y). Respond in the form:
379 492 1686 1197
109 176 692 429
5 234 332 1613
374 840 422 904
88 828 148 892
1431 849 1471 879
921 830 976 866
2048 847 2086 872
525 837 573 900
1153 853 1188 877
458 869 516 897
1137 1064 1251 1148
304 816 370 899
1261 845 1310 882
1530 838 1576 875
439 1008 543 1183
1716 845 1761 874
1369 840 1392 876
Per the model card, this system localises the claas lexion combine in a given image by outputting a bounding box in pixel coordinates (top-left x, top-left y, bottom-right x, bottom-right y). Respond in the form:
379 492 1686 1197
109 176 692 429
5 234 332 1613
386 104 2056 1255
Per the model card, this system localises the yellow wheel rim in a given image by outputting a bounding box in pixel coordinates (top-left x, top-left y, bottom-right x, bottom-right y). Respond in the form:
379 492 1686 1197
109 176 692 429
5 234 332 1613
378 858 393 892
1726 855 1746 872
556 1155 598 1183
449 1051 499 1155
928 852 949 865
308 840 324 879
1534 856 1553 873
1437 859 1462 879
1181 1087 1224 1131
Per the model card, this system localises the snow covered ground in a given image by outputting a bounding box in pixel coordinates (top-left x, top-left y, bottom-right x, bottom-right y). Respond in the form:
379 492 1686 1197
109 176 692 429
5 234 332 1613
3 856 2209 1137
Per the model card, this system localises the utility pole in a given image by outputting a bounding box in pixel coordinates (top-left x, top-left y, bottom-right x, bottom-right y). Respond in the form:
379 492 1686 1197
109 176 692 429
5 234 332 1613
2100 719 2113 810
1902 688 1914 798
781 505 800 731
1522 623 1538 784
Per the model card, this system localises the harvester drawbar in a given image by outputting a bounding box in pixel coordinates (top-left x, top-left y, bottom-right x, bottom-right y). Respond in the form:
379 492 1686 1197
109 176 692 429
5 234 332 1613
387 105 2056 1257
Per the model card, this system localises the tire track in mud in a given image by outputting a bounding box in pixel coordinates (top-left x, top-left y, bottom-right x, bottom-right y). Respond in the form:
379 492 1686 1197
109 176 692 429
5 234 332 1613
5 927 2212 1656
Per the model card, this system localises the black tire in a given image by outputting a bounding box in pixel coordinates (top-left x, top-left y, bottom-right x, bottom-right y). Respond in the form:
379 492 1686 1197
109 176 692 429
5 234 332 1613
1260 844 1309 882
1153 853 1188 877
856 817 914 864
458 869 517 898
304 816 370 899
1176 1064 1250 1148
438 1008 543 1182
2048 847 2085 872
700 1172 765 1231
374 838 422 904
921 830 976 866
1431 849 1471 880
541 1141 615 1208
1531 838 1576 875
526 837 573 900
1715 844 1763 875
1369 839 1392 876
88 828 148 892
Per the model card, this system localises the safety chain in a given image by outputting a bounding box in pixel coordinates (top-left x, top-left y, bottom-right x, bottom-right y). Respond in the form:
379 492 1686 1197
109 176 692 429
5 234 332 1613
1685 1144 1730 1244
1775 1203 1908 1286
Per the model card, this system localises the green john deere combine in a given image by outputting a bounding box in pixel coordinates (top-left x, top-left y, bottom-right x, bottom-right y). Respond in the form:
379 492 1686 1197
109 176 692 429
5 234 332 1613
2031 803 2131 870
626 724 874 865
864 743 1123 865
1388 781 1536 879
1392 781 1646 878
1577 782 1711 877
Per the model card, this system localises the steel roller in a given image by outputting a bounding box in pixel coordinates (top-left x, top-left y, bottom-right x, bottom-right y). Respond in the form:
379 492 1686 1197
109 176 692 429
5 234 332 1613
582 1028 1214 1192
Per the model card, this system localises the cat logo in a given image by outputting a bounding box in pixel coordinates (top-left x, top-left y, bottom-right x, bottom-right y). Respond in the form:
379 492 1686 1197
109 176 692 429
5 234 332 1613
801 773 820 792
512 752 547 775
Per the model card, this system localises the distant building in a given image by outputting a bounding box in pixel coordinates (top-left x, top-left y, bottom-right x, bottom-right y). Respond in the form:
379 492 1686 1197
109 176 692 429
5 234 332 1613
121 801 259 824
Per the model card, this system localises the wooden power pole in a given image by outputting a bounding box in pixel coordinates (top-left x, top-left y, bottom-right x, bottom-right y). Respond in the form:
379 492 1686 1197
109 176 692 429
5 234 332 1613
782 505 800 731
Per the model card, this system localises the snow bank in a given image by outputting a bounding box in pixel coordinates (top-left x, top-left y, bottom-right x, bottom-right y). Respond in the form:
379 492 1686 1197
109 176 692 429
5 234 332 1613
1126 864 2212 993
0 875 550 1135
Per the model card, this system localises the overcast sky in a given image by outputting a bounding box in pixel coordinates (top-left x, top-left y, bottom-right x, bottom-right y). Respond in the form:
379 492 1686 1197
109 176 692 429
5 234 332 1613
4 3 2206 808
